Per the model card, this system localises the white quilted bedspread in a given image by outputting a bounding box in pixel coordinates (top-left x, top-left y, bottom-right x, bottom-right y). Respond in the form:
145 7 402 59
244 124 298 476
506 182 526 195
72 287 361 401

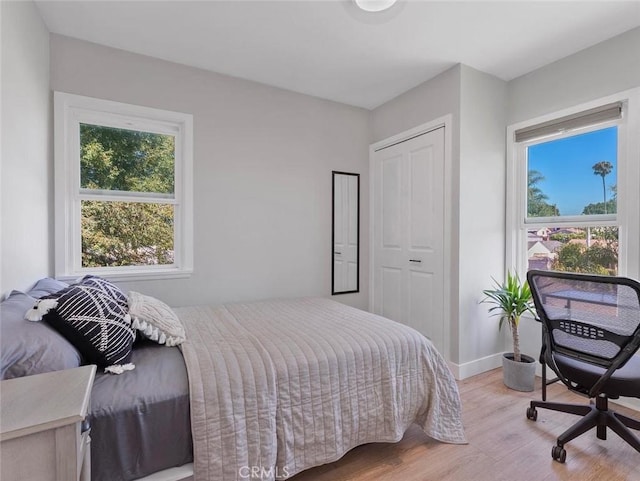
176 298 466 481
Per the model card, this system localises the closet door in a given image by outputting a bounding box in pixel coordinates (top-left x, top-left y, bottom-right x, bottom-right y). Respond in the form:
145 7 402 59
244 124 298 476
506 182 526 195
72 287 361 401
372 127 445 352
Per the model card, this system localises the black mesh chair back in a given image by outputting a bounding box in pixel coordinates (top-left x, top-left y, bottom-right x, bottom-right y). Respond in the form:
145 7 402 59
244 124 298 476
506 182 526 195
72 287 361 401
526 270 640 463
528 270 640 398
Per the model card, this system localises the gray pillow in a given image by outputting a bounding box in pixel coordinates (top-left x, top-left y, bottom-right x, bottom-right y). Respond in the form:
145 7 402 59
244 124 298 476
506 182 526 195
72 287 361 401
27 277 69 299
0 290 81 379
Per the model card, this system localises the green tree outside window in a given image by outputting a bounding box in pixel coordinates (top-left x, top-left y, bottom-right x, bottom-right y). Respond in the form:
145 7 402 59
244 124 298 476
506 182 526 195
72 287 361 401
80 124 176 267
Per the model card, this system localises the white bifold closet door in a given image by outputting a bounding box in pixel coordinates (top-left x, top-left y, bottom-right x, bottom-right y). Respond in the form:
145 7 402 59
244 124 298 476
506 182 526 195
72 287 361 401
372 127 445 353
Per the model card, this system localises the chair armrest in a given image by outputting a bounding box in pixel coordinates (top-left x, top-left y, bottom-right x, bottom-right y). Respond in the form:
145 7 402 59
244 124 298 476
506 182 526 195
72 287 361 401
588 335 640 398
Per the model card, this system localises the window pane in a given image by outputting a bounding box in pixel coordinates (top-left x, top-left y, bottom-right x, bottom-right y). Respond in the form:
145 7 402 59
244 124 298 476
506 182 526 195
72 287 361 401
81 201 174 267
527 127 617 218
80 123 175 194
527 226 618 275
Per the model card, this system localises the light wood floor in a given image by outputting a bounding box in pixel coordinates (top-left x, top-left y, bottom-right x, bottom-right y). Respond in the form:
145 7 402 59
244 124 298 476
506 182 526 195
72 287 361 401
291 368 640 481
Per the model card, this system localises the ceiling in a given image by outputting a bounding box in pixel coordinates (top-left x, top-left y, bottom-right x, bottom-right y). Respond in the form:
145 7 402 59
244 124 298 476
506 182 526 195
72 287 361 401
36 1 640 110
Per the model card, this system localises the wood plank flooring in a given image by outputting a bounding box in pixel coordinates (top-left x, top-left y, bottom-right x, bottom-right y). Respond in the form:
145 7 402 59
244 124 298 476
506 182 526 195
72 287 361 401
290 368 640 481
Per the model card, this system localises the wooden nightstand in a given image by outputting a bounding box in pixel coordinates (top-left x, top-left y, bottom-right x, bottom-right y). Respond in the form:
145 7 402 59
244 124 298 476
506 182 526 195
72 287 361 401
1 365 96 481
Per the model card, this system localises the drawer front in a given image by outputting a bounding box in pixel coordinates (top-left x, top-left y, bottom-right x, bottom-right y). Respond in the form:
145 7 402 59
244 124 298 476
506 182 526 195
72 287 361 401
0 422 87 481
1 430 57 481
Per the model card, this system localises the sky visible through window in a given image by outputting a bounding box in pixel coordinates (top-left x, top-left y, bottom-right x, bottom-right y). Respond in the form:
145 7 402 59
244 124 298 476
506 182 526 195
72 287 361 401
528 127 618 216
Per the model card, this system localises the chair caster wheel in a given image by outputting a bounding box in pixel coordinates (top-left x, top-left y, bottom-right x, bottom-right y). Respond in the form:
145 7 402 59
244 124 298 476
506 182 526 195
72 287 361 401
526 407 538 421
552 445 566 463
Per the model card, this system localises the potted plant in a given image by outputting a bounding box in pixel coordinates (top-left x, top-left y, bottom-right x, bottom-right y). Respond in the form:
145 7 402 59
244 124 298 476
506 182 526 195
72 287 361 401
482 271 537 391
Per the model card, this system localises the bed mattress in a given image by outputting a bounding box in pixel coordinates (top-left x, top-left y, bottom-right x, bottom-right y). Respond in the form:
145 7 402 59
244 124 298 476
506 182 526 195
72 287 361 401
88 341 192 481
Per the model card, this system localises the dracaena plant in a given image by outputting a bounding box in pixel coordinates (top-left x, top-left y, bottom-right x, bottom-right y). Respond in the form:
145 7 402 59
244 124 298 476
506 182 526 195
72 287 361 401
482 271 536 362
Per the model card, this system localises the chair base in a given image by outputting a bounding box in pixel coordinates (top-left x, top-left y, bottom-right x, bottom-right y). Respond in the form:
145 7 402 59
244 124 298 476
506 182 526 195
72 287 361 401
527 396 640 463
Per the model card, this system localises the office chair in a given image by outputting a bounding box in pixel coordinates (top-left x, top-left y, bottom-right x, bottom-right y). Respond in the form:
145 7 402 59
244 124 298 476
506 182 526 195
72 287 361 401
526 270 640 463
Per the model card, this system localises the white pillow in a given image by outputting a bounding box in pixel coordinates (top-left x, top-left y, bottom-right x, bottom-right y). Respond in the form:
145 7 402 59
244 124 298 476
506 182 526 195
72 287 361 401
127 291 186 346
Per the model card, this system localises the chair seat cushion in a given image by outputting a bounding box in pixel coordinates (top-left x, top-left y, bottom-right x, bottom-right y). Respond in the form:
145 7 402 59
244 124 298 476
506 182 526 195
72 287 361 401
554 353 640 398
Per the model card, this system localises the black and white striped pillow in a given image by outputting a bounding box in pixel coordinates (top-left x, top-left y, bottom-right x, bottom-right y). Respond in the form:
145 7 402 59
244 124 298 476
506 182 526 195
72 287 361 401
31 276 136 373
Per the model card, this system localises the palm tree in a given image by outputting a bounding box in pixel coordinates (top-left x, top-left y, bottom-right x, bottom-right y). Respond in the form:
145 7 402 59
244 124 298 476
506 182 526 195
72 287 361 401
528 170 559 217
592 161 613 214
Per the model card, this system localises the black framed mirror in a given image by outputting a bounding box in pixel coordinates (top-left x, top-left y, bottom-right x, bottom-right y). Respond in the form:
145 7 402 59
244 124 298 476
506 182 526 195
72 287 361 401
332 171 360 295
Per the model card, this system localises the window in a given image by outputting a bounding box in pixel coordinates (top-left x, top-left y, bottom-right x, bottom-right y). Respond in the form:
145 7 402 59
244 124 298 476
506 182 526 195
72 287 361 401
507 90 640 280
55 92 193 280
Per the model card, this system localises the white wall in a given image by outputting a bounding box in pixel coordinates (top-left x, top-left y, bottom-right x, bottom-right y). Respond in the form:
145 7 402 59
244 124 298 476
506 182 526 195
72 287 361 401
370 65 509 373
371 65 461 144
371 26 640 374
457 65 508 372
49 35 371 309
6 5 639 378
507 27 640 372
1 1 52 296
508 27 640 125
370 65 462 362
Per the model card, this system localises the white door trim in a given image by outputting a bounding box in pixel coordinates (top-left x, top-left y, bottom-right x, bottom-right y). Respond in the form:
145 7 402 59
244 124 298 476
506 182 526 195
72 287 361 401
369 114 453 361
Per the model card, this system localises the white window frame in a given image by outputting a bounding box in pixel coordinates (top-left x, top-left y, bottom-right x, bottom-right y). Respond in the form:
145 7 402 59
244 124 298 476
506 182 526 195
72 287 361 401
506 88 640 280
54 92 194 281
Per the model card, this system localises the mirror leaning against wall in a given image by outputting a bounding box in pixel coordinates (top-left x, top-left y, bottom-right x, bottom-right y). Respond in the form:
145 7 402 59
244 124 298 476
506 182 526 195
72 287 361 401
332 171 360 295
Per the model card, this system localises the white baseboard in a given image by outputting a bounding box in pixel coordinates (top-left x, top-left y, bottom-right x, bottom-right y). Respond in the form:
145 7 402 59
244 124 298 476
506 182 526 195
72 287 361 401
450 352 547 381
449 352 504 380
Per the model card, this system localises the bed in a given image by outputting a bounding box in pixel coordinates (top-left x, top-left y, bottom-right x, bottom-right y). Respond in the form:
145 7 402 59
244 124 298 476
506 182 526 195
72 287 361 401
1 280 466 481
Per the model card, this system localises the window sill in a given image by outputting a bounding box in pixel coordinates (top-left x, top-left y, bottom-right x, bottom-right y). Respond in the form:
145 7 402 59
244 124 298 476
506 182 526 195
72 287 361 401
56 268 193 283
